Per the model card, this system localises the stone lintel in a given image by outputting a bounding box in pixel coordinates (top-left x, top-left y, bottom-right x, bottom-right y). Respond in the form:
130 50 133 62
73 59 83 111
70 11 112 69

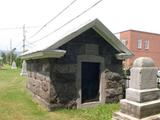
84 44 99 55
126 88 160 103
120 99 160 119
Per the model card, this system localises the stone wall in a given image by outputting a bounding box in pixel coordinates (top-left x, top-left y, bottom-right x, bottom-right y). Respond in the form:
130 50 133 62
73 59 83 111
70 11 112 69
101 69 123 103
50 61 77 109
26 59 77 110
26 59 53 104
26 28 123 110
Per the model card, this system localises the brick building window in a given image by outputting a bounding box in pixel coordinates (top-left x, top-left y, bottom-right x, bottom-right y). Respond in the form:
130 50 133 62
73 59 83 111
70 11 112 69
144 40 149 49
137 40 142 49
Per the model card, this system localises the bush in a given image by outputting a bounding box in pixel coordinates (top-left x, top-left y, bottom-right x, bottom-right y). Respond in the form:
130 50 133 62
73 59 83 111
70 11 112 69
16 57 23 68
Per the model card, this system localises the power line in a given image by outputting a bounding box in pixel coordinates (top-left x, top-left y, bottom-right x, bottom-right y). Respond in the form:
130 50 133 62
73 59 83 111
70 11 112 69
26 40 33 45
10 39 12 51
13 25 39 52
14 42 22 49
25 44 34 48
13 31 37 52
15 42 33 51
28 0 78 39
26 40 36 47
0 25 39 52
0 26 40 31
31 0 103 44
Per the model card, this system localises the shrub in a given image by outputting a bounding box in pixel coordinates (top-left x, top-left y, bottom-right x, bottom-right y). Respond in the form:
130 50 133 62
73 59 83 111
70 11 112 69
16 57 23 68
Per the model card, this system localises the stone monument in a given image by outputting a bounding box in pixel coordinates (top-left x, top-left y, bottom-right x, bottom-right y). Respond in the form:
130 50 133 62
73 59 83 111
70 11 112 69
20 60 27 76
11 61 17 69
113 57 160 120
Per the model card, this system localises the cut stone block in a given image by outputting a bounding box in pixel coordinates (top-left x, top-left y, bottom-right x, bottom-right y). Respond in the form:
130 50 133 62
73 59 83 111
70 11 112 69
126 88 160 103
85 44 99 55
112 57 160 120
113 112 160 120
129 67 157 90
120 99 160 119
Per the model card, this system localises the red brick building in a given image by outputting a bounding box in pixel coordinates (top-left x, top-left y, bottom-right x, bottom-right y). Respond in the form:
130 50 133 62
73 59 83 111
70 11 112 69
119 30 160 68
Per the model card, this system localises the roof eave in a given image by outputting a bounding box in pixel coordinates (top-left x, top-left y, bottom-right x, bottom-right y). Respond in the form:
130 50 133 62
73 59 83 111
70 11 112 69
93 19 133 58
21 19 133 60
116 53 134 60
20 50 66 60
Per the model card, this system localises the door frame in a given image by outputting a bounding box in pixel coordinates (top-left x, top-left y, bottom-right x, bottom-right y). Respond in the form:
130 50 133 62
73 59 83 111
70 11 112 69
76 55 105 108
81 62 100 103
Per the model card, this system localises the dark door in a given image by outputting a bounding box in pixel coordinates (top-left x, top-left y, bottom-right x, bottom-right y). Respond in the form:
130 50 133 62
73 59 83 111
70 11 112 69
81 62 100 103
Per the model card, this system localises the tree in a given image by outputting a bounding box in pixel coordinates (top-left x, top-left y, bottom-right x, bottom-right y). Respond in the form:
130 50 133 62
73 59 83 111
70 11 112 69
1 51 17 65
1 51 6 64
16 57 22 68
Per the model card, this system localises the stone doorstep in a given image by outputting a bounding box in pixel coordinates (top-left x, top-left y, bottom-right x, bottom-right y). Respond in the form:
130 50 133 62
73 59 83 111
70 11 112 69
113 112 160 120
77 101 102 108
126 88 160 103
120 99 160 119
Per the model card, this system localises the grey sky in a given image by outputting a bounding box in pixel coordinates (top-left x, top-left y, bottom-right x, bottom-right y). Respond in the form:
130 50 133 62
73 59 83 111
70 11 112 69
0 0 160 52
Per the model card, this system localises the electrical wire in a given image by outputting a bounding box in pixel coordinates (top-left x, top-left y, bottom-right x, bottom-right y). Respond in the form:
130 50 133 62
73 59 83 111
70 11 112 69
0 26 40 30
26 40 36 47
30 0 103 44
27 0 78 39
12 26 40 51
14 42 22 49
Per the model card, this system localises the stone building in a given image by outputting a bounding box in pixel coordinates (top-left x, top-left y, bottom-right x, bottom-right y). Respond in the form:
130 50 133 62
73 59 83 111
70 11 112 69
21 19 133 110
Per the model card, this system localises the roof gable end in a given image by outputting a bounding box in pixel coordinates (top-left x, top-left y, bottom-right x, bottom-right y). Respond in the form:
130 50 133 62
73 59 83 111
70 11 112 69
47 19 131 54
21 19 133 60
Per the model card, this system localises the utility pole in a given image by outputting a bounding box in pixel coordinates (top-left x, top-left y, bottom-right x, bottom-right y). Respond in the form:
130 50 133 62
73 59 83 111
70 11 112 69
23 24 26 53
21 24 27 76
10 39 12 65
10 39 12 51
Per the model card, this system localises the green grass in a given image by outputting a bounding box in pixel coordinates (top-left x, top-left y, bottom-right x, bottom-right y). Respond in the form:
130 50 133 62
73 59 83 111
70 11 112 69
0 65 119 120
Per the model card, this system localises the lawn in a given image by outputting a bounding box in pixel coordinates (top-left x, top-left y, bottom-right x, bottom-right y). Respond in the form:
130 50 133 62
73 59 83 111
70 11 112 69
0 65 119 120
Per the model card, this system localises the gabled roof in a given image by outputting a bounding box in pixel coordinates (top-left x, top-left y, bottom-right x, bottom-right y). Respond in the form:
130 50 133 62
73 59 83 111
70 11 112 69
21 18 133 60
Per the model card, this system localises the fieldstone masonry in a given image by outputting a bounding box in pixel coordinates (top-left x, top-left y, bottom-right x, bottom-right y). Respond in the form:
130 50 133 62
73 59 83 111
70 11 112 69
101 69 123 103
113 57 160 120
